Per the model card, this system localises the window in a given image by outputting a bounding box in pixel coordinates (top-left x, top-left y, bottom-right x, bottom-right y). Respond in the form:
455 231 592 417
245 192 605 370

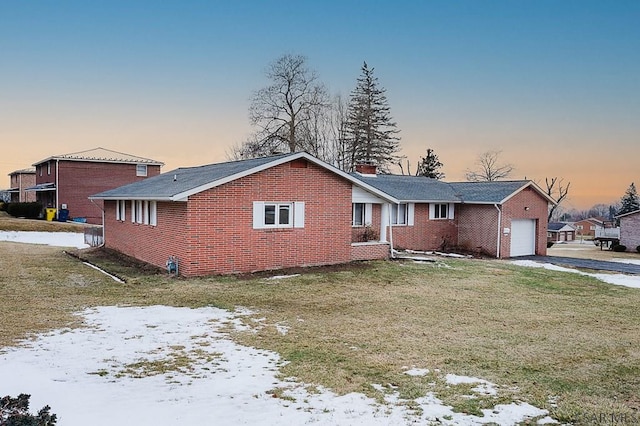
264 204 291 226
136 164 147 177
253 201 304 229
116 200 126 221
590 225 596 231
430 203 453 220
47 162 51 175
353 203 365 226
577 225 583 230
124 200 156 225
391 203 408 225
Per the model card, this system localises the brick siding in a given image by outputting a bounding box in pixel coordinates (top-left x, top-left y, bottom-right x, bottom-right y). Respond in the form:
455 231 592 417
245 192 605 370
351 242 390 261
500 187 549 257
620 212 640 250
104 160 358 276
36 160 160 224
391 204 458 251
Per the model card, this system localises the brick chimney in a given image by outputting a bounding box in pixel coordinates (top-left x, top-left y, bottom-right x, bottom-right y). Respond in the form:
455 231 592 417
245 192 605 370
355 163 377 175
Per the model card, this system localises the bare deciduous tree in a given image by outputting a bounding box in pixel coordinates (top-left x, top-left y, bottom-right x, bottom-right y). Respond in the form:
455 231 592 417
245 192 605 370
242 54 330 156
545 177 571 221
465 150 514 182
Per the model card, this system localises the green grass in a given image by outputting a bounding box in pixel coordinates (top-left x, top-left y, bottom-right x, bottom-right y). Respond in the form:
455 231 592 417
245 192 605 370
2 221 640 423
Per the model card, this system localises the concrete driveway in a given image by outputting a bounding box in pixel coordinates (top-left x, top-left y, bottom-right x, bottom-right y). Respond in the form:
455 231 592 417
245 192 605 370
516 255 640 275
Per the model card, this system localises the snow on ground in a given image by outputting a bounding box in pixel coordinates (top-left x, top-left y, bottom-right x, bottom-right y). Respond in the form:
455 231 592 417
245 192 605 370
512 260 640 289
0 230 89 249
612 258 640 266
1 232 554 425
0 306 552 426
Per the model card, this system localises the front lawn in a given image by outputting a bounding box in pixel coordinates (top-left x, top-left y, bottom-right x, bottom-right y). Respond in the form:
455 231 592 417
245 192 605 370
1 238 639 423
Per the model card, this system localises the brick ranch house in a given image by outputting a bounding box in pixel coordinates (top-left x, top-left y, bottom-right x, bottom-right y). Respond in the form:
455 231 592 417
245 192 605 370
28 147 163 224
89 152 554 277
7 168 36 203
616 209 640 251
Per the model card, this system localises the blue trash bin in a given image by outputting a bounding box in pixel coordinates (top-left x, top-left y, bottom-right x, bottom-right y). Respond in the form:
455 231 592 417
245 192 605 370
58 209 69 222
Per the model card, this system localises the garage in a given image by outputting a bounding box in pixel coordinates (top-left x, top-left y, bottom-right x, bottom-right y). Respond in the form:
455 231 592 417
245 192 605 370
510 219 536 257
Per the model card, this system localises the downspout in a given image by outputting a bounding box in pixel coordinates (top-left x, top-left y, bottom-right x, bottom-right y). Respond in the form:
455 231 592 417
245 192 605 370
494 204 501 258
388 203 395 258
55 159 59 210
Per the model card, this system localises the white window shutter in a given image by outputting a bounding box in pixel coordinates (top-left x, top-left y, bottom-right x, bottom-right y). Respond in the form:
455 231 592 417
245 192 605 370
131 200 136 223
364 203 373 225
150 201 157 226
116 201 121 221
294 202 305 228
429 203 435 220
408 203 415 226
253 202 264 229
448 203 455 219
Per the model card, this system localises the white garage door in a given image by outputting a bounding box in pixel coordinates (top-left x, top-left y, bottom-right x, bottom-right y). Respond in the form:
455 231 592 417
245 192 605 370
510 219 536 257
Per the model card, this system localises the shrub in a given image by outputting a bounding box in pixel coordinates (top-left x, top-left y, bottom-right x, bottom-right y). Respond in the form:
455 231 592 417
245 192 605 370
0 394 57 425
547 241 554 248
6 202 42 219
636 245 640 253
612 244 627 252
359 225 379 242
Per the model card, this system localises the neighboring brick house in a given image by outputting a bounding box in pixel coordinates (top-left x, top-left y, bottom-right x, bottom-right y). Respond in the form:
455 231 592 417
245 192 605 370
7 168 36 203
547 222 576 242
28 147 163 224
90 153 553 277
616 210 640 251
573 217 615 238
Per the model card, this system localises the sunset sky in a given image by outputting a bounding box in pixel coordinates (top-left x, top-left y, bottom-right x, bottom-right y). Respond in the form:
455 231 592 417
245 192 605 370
1 1 638 211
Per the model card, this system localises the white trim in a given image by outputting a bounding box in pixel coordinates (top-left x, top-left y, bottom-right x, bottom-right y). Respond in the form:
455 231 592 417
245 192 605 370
294 202 305 228
448 203 455 219
500 181 556 205
131 200 136 223
253 201 264 229
149 201 157 226
407 203 415 226
364 203 373 225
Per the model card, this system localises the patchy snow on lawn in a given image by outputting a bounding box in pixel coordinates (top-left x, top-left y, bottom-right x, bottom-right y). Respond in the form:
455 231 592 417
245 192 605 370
612 258 640 266
0 306 553 426
0 230 89 249
1 231 554 425
512 260 640 289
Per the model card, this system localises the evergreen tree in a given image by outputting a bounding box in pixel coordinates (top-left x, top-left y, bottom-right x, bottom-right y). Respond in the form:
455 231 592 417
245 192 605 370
618 182 640 216
415 148 445 179
344 62 400 172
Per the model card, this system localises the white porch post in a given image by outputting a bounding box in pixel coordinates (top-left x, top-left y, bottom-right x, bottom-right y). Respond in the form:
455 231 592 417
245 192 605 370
380 203 389 242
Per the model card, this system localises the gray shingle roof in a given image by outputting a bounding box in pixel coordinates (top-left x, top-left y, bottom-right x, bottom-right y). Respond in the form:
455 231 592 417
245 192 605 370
90 153 292 200
354 175 533 204
448 181 531 203
352 174 459 202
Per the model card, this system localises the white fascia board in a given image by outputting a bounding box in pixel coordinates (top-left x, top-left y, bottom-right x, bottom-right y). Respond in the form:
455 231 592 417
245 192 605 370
88 196 174 201
615 209 640 219
500 181 556 205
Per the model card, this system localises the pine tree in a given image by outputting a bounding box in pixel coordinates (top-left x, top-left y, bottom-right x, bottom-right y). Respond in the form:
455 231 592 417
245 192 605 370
415 148 445 179
344 62 400 172
618 182 640 216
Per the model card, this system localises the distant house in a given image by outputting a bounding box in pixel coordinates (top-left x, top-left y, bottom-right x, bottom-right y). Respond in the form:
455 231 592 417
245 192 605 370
28 147 163 224
7 168 36 203
90 153 554 277
616 210 640 251
547 222 576 242
573 217 615 238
